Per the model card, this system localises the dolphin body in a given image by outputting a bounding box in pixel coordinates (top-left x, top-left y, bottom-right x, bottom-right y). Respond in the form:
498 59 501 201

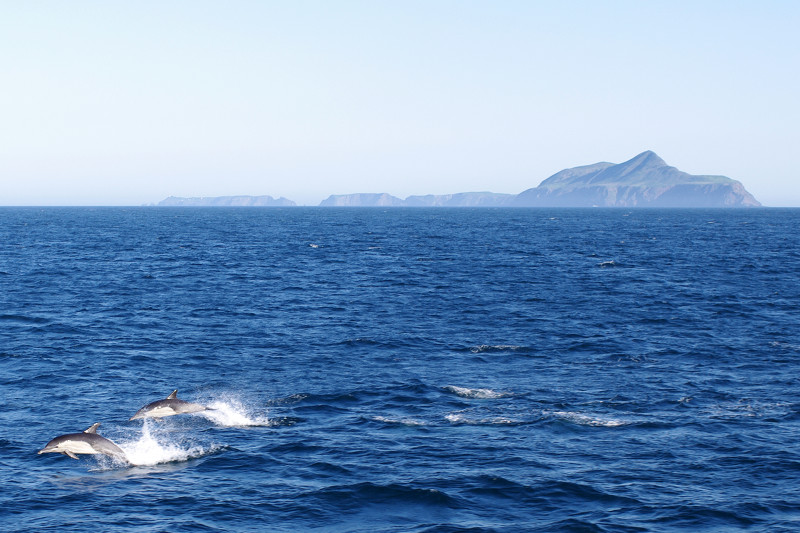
38 423 128 462
130 390 212 421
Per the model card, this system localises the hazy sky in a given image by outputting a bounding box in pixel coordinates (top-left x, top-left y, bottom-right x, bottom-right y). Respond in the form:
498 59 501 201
2 1 798 206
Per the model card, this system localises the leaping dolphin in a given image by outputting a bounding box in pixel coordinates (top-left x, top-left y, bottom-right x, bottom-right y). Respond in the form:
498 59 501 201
38 423 128 462
130 390 212 421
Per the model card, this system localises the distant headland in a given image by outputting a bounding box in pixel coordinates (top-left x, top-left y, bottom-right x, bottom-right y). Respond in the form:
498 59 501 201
157 151 761 208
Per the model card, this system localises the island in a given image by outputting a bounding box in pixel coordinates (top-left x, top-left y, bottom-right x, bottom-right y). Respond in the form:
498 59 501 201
510 151 760 207
318 192 514 207
157 195 296 207
157 151 761 208
318 151 759 207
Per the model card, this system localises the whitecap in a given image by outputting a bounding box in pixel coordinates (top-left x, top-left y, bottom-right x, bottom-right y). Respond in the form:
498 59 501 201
597 260 617 268
444 385 508 399
372 416 426 427
469 344 526 354
550 410 627 427
445 412 517 425
708 400 792 420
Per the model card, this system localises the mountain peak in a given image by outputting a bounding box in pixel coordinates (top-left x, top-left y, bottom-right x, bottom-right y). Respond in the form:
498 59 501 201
618 150 667 172
635 150 661 160
514 150 761 207
584 150 669 184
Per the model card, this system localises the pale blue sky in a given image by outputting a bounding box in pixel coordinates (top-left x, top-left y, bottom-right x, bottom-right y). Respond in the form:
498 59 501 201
2 1 798 206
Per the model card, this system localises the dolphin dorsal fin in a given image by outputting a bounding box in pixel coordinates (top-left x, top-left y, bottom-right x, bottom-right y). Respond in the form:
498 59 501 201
167 390 178 399
84 423 101 434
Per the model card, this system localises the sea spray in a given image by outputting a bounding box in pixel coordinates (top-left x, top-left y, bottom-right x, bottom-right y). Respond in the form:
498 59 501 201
119 420 212 467
200 396 271 427
92 396 271 469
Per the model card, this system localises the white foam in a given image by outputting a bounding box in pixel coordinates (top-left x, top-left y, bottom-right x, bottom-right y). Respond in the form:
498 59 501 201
469 344 525 353
199 398 271 427
550 411 627 427
117 422 216 467
87 395 272 470
706 400 792 420
445 412 466 423
445 412 517 425
444 385 508 399
373 415 426 426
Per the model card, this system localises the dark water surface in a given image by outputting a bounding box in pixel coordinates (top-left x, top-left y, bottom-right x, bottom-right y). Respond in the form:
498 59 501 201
1 207 799 532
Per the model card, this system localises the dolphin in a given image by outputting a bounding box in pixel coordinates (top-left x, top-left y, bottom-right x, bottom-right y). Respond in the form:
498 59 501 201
129 390 212 421
38 423 128 462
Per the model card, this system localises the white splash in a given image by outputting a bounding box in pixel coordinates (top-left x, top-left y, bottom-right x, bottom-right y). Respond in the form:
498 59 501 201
199 398 271 427
118 422 214 467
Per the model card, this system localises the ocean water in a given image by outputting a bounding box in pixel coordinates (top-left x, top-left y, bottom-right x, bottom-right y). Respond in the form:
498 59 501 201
1 207 799 532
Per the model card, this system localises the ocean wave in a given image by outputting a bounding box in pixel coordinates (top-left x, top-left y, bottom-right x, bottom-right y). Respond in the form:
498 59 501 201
269 393 310 405
445 412 520 426
707 400 794 421
371 415 426 427
770 341 800 352
468 344 530 354
309 482 458 507
443 385 510 399
465 477 642 515
548 411 630 427
337 337 382 347
0 314 50 324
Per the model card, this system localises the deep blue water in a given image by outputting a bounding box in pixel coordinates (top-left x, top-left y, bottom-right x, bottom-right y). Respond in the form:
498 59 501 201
2 207 799 532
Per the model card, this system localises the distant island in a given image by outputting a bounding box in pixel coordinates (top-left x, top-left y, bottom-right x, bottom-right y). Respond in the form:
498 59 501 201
158 195 296 207
510 151 760 207
158 151 761 208
318 191 515 207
